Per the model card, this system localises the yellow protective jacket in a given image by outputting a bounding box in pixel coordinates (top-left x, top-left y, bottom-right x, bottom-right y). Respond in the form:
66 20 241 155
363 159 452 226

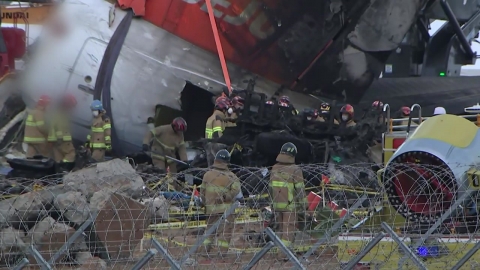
269 153 307 212
143 124 187 163
87 112 111 150
205 110 225 139
24 108 48 144
225 112 237 127
201 160 241 215
47 112 73 142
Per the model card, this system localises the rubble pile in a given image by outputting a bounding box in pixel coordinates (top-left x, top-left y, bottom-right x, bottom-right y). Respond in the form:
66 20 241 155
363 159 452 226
0 159 149 268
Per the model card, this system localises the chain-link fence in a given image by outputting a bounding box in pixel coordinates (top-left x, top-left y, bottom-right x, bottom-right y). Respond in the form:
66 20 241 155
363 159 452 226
0 158 480 269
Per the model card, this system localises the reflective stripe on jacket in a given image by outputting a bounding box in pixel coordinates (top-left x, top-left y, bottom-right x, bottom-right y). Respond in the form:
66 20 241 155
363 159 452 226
86 113 111 149
48 113 73 142
201 161 241 215
142 124 187 162
269 153 307 212
205 110 225 139
24 109 47 143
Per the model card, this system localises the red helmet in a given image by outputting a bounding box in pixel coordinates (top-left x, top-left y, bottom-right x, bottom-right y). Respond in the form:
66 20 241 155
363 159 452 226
37 95 50 106
232 96 244 106
372 100 383 108
216 96 231 106
215 100 229 111
62 93 77 107
279 96 290 104
401 106 411 116
340 104 354 117
172 117 187 132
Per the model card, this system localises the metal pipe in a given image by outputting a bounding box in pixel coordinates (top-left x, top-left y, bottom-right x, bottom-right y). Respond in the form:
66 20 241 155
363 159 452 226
383 104 390 133
440 0 475 58
407 104 421 135
242 241 275 270
381 223 427 270
341 232 386 270
12 258 29 270
131 249 158 270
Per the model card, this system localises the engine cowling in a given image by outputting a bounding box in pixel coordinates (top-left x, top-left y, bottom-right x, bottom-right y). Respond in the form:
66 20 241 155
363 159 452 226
383 114 480 224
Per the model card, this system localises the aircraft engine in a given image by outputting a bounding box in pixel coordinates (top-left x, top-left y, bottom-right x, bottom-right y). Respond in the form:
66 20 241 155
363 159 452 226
383 114 480 224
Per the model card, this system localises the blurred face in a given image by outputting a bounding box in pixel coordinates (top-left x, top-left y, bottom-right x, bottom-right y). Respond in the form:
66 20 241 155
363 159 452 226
341 113 349 121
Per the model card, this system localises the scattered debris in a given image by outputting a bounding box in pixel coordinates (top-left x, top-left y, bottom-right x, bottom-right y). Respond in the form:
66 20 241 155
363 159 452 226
0 159 149 267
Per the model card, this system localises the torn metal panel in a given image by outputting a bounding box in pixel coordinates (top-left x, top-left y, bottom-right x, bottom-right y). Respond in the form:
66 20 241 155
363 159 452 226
348 0 429 52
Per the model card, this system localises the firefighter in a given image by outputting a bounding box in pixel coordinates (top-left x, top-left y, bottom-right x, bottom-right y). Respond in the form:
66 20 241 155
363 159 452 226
279 95 298 115
225 96 244 127
200 149 241 256
205 98 229 167
396 106 411 127
301 108 321 129
48 94 77 163
142 117 188 173
318 102 339 124
24 95 51 158
205 98 228 139
269 142 306 251
370 100 386 124
340 104 356 127
86 100 111 162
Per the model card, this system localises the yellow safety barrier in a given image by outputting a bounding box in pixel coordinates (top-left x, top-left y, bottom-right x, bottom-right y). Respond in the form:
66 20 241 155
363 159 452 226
143 234 325 253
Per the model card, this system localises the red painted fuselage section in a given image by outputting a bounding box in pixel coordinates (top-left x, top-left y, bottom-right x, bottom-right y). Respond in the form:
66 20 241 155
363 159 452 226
139 0 299 87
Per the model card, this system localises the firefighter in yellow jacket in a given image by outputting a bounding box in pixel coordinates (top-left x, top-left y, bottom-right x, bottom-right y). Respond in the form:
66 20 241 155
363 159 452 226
86 100 111 162
225 96 244 127
205 98 228 139
201 149 241 255
205 98 229 167
47 94 77 163
142 117 188 173
340 104 356 127
269 142 307 249
24 95 51 158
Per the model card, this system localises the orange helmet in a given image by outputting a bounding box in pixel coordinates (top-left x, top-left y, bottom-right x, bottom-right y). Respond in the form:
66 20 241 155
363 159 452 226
37 95 51 106
340 104 354 118
62 93 77 107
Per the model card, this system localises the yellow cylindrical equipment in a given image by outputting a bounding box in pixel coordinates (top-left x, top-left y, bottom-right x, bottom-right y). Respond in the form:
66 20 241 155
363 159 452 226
383 114 480 224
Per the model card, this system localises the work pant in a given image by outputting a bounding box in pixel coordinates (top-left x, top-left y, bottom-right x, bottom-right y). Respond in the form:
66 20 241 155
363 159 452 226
152 158 177 173
52 141 76 163
91 149 105 162
200 213 236 256
152 158 183 191
205 142 227 167
274 211 297 247
26 143 51 159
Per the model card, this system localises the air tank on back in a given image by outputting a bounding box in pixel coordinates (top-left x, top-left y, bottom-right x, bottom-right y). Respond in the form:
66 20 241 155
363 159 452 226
382 114 480 224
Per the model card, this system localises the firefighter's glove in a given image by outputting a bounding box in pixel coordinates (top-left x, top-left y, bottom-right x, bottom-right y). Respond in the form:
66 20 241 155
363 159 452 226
142 144 150 152
105 144 112 155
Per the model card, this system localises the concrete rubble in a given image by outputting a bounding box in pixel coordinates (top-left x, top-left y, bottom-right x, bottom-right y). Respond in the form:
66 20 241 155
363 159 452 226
0 158 149 267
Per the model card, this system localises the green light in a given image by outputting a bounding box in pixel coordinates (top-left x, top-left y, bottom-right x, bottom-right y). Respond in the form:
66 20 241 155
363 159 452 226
439 72 446 76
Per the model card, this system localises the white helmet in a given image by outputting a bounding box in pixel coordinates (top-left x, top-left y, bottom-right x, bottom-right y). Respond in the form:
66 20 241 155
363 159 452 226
433 107 446 115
